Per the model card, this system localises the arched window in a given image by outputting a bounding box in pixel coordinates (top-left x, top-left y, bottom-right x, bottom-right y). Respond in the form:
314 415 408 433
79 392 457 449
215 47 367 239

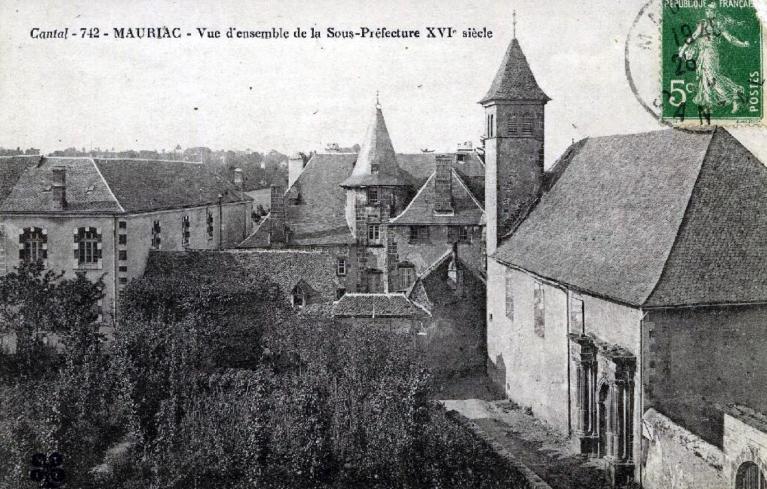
737 462 766 489
291 285 305 309
19 227 47 263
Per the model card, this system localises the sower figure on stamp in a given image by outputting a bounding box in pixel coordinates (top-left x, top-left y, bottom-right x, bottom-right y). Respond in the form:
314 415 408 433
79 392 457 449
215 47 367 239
679 1 750 113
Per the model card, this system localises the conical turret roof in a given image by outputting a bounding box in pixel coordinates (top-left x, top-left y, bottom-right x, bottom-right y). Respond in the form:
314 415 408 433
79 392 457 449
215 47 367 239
480 38 550 104
341 103 409 188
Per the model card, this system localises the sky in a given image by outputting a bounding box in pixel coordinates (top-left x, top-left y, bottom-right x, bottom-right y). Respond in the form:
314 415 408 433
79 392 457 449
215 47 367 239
0 0 765 167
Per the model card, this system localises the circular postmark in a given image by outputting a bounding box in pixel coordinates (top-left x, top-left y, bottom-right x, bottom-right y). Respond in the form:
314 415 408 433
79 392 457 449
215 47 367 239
626 0 765 129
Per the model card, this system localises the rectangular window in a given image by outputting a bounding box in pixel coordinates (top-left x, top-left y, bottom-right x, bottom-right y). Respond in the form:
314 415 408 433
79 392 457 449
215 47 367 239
75 227 101 266
398 266 416 291
459 226 470 243
207 210 214 240
19 227 47 263
119 277 128 284
570 296 584 334
534 281 545 338
118 234 127 245
119 250 127 261
409 226 429 243
337 257 347 276
367 188 379 205
118 221 127 229
151 220 161 250
367 224 380 243
505 268 514 320
182 216 190 248
118 265 128 272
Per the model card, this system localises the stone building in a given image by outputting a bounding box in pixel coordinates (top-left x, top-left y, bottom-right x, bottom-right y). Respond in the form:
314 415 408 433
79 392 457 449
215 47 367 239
238 99 488 375
239 100 486 294
0 156 252 323
484 33 767 488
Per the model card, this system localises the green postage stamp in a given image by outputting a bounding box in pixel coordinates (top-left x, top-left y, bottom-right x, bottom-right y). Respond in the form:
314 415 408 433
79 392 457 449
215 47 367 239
661 0 763 124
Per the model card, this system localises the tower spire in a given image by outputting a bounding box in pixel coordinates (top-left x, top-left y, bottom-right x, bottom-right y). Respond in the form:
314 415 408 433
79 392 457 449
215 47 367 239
376 90 381 109
513 10 516 38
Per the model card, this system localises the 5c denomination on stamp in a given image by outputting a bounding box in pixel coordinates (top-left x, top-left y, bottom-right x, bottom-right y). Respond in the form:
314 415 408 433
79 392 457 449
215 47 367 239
662 0 763 124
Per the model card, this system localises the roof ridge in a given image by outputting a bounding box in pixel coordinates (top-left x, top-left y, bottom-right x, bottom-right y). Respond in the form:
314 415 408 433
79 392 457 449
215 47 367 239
90 158 126 213
92 157 204 164
389 171 435 223
452 167 484 211
640 130 716 306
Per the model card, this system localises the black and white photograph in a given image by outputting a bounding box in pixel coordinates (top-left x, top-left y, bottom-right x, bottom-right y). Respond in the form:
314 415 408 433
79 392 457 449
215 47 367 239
1 1 767 488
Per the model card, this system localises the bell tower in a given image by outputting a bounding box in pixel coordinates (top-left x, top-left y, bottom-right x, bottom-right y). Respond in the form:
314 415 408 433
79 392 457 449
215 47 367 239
482 20 549 254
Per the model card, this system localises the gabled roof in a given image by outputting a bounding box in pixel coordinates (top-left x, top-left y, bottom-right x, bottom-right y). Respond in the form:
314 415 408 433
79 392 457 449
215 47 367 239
340 105 410 187
1 157 124 213
332 293 429 318
279 151 485 247
389 168 484 226
496 128 766 307
93 158 245 212
0 156 40 207
480 38 550 104
144 249 341 305
0 156 247 214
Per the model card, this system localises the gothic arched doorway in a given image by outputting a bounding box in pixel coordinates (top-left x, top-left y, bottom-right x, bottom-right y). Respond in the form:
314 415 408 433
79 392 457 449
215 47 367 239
737 462 766 489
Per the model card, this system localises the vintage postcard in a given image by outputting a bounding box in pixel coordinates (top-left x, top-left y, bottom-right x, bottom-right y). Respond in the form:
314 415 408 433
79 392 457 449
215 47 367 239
1 1 767 488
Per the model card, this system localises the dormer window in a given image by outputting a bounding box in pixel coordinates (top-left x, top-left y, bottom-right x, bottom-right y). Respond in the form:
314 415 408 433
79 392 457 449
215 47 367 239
371 163 380 174
291 285 305 309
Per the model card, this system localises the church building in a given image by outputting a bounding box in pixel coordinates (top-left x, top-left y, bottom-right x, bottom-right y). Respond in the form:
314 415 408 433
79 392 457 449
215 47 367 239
485 31 767 489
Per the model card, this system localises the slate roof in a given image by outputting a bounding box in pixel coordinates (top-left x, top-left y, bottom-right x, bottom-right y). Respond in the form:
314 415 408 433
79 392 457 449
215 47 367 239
0 156 247 214
144 249 341 305
0 156 40 207
263 151 485 247
332 293 430 318
1 157 124 212
495 128 767 308
93 158 245 212
340 105 410 188
389 168 484 226
480 38 550 104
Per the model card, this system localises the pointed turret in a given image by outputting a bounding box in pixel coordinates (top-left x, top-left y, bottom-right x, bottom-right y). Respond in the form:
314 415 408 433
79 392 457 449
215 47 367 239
481 31 549 255
479 38 550 104
341 102 409 188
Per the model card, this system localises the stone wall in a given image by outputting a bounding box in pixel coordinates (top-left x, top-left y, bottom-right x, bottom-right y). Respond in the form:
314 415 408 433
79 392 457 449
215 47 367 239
641 409 726 489
486 260 570 433
645 305 767 446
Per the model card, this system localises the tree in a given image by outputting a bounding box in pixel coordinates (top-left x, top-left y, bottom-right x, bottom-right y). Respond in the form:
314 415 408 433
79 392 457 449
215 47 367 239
0 262 104 378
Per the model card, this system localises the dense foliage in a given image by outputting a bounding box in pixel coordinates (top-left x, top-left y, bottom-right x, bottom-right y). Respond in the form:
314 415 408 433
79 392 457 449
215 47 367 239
0 265 522 488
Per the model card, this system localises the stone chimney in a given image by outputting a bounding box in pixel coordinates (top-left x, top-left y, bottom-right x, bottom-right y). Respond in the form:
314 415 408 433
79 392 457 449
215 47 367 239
52 166 67 210
434 154 453 214
269 184 286 246
288 153 305 189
